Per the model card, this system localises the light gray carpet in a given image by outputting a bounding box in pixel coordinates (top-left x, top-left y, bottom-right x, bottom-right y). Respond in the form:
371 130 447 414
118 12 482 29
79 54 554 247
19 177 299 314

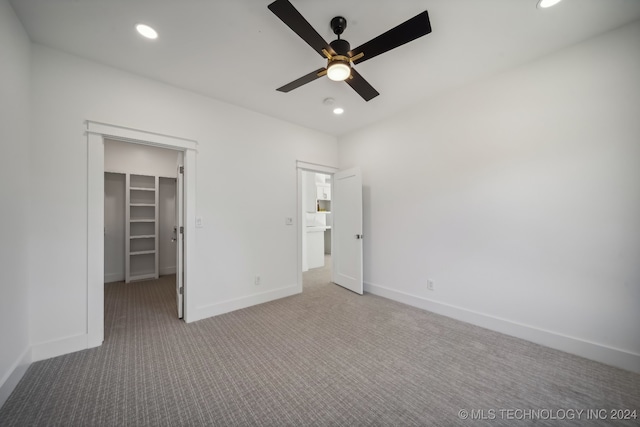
1 261 638 426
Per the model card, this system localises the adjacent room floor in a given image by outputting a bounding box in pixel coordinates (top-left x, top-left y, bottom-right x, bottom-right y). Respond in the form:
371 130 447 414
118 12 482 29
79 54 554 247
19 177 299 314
303 254 332 292
1 270 638 426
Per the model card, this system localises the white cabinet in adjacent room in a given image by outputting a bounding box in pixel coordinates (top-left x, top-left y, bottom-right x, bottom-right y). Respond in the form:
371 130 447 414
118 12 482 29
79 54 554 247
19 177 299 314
307 228 325 269
317 184 331 201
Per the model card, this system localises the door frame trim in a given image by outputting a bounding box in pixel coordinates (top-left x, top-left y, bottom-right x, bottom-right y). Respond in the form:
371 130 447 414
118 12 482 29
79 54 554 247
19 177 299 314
86 120 197 348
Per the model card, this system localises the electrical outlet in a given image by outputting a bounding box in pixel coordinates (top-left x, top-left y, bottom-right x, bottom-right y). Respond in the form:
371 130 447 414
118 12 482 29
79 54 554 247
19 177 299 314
285 217 293 225
254 275 261 286
427 279 435 291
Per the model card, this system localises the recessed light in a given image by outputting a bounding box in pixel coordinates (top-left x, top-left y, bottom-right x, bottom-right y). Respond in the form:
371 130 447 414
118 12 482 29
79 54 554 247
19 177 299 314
537 0 563 9
333 107 344 115
136 24 158 40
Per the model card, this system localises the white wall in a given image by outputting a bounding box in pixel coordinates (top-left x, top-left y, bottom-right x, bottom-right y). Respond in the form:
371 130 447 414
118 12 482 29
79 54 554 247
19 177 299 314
28 44 338 359
104 138 179 178
0 0 32 405
339 21 640 373
104 172 125 283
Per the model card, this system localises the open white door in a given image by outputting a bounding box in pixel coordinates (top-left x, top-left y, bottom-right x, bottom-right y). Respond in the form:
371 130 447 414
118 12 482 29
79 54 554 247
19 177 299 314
332 167 363 294
175 165 184 318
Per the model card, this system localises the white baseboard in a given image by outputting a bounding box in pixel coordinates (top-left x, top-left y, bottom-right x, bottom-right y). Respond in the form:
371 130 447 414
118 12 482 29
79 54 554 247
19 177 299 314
160 266 176 276
188 284 300 323
31 334 88 363
0 347 32 408
364 281 640 374
104 272 124 283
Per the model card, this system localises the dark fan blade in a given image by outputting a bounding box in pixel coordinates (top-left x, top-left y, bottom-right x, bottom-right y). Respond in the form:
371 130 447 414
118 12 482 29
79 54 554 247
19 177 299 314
277 68 326 92
350 11 431 65
345 68 379 101
268 0 334 58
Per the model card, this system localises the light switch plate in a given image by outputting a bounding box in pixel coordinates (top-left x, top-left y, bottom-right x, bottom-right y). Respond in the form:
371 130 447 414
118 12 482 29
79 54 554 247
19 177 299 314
285 217 293 225
195 217 203 228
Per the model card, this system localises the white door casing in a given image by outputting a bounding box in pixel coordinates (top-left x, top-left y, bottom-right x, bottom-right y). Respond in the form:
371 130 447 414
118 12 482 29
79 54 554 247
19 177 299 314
331 167 363 295
87 120 197 348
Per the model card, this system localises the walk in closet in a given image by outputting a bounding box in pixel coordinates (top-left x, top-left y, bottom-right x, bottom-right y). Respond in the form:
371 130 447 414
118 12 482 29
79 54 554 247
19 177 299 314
103 139 179 284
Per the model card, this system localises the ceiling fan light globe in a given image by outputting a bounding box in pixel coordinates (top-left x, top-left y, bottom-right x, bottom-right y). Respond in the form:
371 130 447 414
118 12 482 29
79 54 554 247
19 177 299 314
327 62 351 81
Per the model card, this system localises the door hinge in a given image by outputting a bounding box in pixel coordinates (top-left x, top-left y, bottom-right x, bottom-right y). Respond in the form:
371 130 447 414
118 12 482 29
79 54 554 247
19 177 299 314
355 234 364 240
179 287 183 295
179 166 184 174
180 226 184 234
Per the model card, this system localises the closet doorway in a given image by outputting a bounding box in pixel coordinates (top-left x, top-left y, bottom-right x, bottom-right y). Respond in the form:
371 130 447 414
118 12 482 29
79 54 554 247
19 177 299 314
103 139 185 319
86 120 196 348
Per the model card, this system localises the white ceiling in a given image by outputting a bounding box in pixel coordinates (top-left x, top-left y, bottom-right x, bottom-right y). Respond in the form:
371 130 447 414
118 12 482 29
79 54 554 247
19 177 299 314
10 0 640 136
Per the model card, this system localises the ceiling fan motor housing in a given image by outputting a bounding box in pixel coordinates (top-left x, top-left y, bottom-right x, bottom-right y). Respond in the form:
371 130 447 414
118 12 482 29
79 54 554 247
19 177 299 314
330 39 350 56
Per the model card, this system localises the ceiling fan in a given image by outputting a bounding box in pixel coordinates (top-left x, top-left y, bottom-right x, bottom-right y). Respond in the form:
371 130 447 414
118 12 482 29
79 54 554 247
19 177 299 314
267 0 432 101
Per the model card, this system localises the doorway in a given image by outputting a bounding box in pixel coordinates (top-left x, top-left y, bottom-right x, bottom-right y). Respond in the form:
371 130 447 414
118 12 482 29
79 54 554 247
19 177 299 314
103 140 184 322
86 120 197 348
301 170 333 291
296 161 364 296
